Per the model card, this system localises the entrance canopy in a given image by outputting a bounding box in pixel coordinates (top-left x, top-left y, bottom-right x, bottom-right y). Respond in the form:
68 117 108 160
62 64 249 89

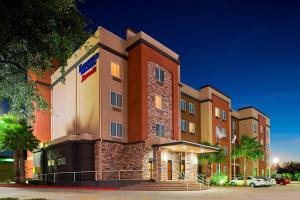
152 140 219 154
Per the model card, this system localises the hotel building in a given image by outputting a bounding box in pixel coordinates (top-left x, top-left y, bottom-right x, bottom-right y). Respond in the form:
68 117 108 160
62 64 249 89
26 26 271 185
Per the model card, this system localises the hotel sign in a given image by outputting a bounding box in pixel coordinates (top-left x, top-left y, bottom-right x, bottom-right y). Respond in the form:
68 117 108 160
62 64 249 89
79 53 99 82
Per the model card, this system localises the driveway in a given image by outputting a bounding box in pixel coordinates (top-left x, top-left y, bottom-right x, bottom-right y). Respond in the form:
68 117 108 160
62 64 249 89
0 184 299 200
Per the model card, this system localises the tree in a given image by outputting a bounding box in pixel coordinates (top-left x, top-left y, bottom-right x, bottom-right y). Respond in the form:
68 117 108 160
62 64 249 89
0 0 90 121
231 135 264 185
0 114 39 184
199 142 226 177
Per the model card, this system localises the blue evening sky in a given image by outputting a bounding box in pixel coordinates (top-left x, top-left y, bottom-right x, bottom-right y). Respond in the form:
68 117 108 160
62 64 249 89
81 0 298 162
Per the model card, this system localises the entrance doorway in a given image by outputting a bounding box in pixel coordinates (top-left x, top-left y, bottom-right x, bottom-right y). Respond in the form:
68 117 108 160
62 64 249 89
168 160 172 180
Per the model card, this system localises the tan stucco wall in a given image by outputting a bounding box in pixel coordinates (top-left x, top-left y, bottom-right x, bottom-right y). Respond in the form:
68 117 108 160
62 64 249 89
52 69 77 139
200 102 213 144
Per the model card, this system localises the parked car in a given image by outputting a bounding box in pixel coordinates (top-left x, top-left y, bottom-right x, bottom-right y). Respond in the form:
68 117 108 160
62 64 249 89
229 176 266 187
276 177 291 185
256 176 276 186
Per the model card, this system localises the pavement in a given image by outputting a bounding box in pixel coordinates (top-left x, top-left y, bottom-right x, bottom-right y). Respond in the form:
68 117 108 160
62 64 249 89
0 184 300 200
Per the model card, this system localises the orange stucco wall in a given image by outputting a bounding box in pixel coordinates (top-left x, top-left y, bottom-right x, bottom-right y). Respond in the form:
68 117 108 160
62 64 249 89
26 71 52 178
127 43 179 142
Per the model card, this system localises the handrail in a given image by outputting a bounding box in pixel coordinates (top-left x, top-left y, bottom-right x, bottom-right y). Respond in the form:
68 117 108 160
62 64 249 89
36 169 143 183
174 169 189 191
37 171 98 183
195 173 210 189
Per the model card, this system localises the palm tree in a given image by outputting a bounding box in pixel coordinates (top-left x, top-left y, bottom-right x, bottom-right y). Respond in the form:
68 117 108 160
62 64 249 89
199 142 226 177
231 135 264 185
0 114 39 184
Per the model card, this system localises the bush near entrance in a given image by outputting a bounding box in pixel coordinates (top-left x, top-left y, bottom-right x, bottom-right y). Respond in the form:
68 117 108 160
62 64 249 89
210 173 228 186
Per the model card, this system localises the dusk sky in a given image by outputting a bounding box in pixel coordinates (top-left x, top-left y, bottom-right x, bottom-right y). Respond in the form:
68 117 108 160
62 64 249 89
79 0 300 162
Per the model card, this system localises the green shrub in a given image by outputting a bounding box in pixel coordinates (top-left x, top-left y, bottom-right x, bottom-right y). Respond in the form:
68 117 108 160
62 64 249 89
210 173 228 186
281 173 292 179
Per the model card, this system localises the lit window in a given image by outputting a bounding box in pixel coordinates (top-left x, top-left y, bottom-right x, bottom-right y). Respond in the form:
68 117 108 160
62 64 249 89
215 107 220 117
181 120 187 131
62 158 66 165
221 110 226 120
111 122 123 137
189 103 195 114
180 99 186 111
260 125 264 133
155 95 162 109
155 65 164 82
58 159 62 166
111 91 122 108
189 122 195 133
156 124 164 137
111 62 122 79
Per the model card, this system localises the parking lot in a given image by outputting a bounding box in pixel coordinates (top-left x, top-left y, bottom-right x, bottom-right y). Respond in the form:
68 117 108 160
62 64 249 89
0 184 300 200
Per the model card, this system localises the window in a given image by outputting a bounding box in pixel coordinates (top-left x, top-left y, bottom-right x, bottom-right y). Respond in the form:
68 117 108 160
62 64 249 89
223 165 227 174
156 124 164 137
180 99 186 111
111 62 122 79
189 103 195 114
111 122 123 137
47 160 54 166
262 155 265 161
223 146 227 155
221 110 226 120
253 168 258 177
261 139 264 146
232 121 236 132
215 107 220 117
222 128 227 137
58 159 62 166
155 65 164 82
181 120 187 131
217 164 221 174
189 122 195 133
62 158 66 165
262 169 265 176
253 123 258 133
111 91 122 108
260 125 264 133
155 95 162 109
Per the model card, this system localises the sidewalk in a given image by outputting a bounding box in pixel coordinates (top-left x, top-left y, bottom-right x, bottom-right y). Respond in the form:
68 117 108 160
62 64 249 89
0 184 119 190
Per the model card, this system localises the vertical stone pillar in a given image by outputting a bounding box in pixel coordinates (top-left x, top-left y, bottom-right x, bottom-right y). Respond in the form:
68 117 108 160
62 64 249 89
153 147 162 181
185 152 198 181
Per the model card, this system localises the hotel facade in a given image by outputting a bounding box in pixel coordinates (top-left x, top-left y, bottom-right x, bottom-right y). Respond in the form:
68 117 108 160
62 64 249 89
27 26 271 184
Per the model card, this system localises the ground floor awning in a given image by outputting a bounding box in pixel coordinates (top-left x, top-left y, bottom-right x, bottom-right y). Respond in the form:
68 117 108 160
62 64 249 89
152 140 219 153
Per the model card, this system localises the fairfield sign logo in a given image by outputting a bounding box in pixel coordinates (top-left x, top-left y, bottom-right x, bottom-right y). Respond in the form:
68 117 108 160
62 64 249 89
79 53 99 82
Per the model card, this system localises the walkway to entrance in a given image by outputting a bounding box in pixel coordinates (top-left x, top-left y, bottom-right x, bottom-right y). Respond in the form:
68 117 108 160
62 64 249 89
152 141 218 183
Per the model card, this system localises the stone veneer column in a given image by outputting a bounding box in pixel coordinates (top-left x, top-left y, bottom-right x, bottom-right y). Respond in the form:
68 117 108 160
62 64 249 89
94 141 151 180
153 147 162 181
185 152 198 181
147 62 173 140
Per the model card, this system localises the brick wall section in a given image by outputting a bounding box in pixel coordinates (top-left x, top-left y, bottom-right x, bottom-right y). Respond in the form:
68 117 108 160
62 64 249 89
147 61 173 140
94 141 151 180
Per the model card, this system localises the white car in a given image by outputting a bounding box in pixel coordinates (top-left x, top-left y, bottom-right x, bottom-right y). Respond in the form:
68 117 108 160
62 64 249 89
230 176 266 187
